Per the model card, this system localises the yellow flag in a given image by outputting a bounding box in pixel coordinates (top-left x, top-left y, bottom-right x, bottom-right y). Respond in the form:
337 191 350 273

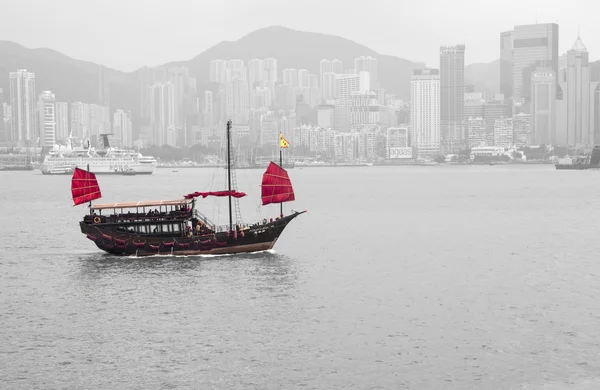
279 132 289 149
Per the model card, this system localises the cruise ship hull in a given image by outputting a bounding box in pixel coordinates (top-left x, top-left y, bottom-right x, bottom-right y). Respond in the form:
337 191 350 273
41 164 155 174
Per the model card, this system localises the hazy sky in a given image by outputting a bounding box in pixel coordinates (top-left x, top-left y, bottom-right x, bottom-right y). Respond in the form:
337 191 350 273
2 0 598 72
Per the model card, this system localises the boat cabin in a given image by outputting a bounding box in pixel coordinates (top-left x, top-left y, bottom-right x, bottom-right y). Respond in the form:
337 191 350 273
82 198 217 237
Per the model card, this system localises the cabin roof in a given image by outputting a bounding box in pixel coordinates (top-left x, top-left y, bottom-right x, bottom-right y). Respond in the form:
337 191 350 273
91 198 192 210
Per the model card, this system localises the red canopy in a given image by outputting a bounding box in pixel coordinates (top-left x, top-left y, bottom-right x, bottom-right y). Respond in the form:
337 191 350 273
183 190 247 199
71 167 102 206
261 162 295 206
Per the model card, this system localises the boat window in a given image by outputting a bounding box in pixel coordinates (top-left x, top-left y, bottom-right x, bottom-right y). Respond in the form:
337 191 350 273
149 225 159 233
163 224 171 233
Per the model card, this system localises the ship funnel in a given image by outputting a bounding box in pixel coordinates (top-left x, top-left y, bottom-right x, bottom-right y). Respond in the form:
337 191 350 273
99 134 111 149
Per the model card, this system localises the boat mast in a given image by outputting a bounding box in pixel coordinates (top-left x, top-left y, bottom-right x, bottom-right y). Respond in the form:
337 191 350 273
87 163 92 210
226 120 233 232
279 147 283 217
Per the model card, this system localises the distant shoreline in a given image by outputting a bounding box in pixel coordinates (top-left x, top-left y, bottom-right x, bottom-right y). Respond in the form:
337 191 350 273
155 160 556 169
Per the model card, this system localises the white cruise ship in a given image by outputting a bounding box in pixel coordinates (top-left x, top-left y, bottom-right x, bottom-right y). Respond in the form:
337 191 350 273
39 135 157 175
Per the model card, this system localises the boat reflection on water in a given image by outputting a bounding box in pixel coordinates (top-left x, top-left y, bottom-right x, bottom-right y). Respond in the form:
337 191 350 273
75 249 299 292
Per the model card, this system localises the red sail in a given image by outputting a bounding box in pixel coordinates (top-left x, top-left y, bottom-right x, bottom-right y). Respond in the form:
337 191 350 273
183 190 247 199
71 167 102 206
261 162 295 206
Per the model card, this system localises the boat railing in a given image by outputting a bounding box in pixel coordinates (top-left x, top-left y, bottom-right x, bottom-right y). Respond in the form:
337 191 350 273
192 210 218 230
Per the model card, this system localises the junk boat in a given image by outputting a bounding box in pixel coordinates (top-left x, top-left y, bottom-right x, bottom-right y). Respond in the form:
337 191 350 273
72 120 305 256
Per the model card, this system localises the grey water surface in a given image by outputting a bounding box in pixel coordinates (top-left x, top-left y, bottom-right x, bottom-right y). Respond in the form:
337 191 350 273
1 165 600 389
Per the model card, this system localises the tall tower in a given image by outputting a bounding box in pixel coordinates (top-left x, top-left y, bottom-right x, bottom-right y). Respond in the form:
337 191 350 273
531 68 556 145
558 35 599 146
512 23 559 102
38 91 56 148
500 31 514 99
440 44 465 153
411 69 440 157
354 56 378 89
9 69 36 144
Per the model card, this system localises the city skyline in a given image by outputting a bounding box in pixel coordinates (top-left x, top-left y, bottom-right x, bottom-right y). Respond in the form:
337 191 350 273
1 0 598 72
3 19 600 163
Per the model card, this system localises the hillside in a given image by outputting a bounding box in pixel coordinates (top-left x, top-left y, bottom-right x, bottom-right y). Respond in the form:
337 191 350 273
0 26 500 129
165 26 425 99
0 41 139 120
464 59 500 96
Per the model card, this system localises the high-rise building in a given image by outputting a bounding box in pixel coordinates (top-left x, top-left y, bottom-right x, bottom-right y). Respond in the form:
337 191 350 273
168 67 190 129
530 68 556 144
298 69 309 88
203 91 213 128
38 91 56 148
322 72 336 103
511 23 559 101
9 69 36 144
467 117 487 147
55 102 69 142
513 113 532 147
320 59 333 78
225 77 249 125
331 59 343 74
484 96 511 145
113 109 133 147
494 117 513 147
410 68 440 156
350 91 379 126
556 36 599 146
263 58 277 84
209 60 227 83
148 82 175 146
248 59 264 87
440 44 466 153
335 74 360 101
70 102 90 141
500 31 514 99
283 69 298 88
354 56 378 89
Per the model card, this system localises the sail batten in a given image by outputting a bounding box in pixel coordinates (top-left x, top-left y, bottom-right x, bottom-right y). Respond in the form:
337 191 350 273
184 191 247 199
71 167 102 206
261 162 295 206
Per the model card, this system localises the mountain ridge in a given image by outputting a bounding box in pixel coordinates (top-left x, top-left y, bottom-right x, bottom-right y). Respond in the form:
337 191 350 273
0 26 499 129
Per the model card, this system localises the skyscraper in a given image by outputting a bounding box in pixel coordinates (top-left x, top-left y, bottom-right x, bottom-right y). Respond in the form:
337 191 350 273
411 69 440 156
500 31 514 99
511 23 559 101
530 68 556 144
209 60 227 83
563 36 598 145
354 56 378 89
148 82 175 146
9 69 36 144
38 91 56 148
283 69 298 88
113 109 133 147
440 44 465 153
331 59 343 74
55 102 69 142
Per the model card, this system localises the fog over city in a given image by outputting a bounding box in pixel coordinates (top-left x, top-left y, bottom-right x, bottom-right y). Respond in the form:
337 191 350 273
2 0 598 70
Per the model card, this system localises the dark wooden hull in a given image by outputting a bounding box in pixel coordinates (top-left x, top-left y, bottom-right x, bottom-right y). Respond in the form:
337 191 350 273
555 164 600 170
79 211 305 257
